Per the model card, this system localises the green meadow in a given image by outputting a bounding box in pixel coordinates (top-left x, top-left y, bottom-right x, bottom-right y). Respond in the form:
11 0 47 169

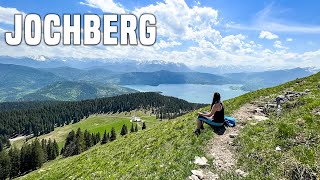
13 111 158 149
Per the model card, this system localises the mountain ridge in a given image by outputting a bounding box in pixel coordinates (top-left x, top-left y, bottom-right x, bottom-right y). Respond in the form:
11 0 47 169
1 55 318 74
20 81 137 101
0 56 191 72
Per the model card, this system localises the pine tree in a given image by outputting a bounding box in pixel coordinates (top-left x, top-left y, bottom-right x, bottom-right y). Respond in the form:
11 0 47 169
41 139 48 161
0 150 10 180
53 140 59 158
0 141 2 152
47 139 53 160
64 130 75 148
135 124 138 132
142 122 146 130
130 123 135 133
84 130 92 149
74 128 85 155
20 144 30 173
124 125 128 134
91 133 96 145
110 127 116 141
96 132 101 143
31 139 45 170
8 147 20 178
106 133 110 142
63 130 76 157
101 130 108 145
120 124 128 136
60 147 64 156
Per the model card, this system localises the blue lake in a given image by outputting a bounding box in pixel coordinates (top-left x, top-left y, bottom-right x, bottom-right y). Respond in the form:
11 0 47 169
124 84 248 104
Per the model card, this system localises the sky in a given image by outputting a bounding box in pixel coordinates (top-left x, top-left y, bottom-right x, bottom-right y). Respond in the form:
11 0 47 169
0 0 320 69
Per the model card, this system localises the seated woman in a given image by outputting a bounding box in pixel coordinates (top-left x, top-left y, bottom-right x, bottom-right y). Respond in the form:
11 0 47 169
194 92 224 135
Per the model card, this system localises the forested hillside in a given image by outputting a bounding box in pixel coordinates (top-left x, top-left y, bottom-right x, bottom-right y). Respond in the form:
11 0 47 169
41 66 117 83
21 81 136 101
0 64 135 102
0 64 63 101
0 92 204 148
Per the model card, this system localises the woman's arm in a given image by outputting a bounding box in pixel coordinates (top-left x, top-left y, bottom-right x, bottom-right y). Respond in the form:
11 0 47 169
198 104 218 117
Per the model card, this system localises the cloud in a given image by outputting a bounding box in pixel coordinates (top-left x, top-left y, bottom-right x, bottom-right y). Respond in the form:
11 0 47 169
273 40 288 49
156 40 181 49
80 0 125 13
228 3 320 34
286 38 293 42
133 0 219 42
0 6 25 25
300 50 320 66
259 31 278 40
260 23 320 34
220 34 245 51
0 27 6 33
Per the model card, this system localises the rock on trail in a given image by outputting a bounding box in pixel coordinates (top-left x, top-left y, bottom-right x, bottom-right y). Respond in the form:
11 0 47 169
189 169 219 180
194 156 209 166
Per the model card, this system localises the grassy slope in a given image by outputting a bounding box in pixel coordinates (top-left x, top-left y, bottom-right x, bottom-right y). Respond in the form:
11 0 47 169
14 111 157 149
18 111 213 179
234 75 320 179
18 73 320 179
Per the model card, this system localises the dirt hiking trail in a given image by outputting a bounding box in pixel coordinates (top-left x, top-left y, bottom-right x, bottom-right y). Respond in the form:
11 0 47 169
189 102 270 180
205 103 268 171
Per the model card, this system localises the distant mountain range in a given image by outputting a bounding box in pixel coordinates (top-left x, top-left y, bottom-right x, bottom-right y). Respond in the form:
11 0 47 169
223 68 313 91
117 70 235 86
0 56 66 69
41 67 235 85
0 56 317 102
2 55 318 74
0 56 191 72
191 65 261 74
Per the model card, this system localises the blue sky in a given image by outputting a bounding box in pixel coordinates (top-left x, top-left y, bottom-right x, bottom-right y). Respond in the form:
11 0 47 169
0 0 320 69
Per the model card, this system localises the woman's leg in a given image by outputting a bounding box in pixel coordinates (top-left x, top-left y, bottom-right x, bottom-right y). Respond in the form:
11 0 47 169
194 119 201 135
197 119 203 129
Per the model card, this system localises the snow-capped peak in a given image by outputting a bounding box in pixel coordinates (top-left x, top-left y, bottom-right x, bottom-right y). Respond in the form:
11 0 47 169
30 55 48 61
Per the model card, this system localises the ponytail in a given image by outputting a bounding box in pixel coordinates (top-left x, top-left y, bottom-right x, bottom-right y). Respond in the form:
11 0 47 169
211 92 221 110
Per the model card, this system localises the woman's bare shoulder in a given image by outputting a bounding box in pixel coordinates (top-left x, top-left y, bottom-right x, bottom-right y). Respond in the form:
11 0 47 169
213 102 222 110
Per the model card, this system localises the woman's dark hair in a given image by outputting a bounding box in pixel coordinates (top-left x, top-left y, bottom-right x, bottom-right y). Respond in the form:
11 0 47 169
211 92 221 109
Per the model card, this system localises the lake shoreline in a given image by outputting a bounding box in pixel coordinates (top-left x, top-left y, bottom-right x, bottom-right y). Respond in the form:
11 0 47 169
124 84 248 104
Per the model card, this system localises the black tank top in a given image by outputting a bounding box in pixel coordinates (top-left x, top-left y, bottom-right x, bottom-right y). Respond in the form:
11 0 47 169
213 103 224 123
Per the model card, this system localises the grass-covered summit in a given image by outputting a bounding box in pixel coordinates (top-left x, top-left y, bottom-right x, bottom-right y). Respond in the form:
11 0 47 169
18 72 320 179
